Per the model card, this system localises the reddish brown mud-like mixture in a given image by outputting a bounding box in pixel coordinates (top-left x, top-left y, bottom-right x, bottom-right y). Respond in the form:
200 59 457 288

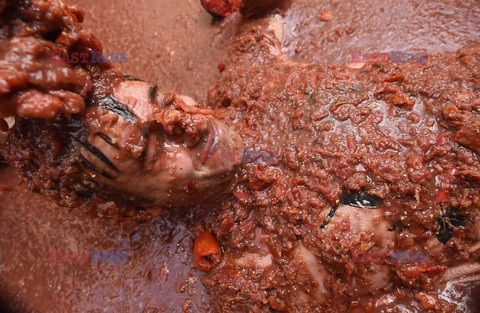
200 23 480 312
0 0 117 119
0 0 480 312
1 0 241 215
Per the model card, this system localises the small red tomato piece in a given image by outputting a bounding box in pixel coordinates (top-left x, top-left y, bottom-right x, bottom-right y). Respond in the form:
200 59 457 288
400 264 445 279
435 190 448 203
193 231 222 272
233 190 249 200
200 0 240 17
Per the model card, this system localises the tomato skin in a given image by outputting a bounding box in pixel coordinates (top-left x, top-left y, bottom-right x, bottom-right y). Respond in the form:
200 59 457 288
200 0 240 17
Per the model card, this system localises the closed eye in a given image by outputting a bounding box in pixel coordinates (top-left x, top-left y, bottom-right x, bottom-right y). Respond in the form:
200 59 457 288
76 138 120 173
101 96 138 122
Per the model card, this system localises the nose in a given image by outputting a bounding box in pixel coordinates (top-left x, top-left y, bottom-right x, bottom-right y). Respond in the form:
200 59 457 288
75 79 243 208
